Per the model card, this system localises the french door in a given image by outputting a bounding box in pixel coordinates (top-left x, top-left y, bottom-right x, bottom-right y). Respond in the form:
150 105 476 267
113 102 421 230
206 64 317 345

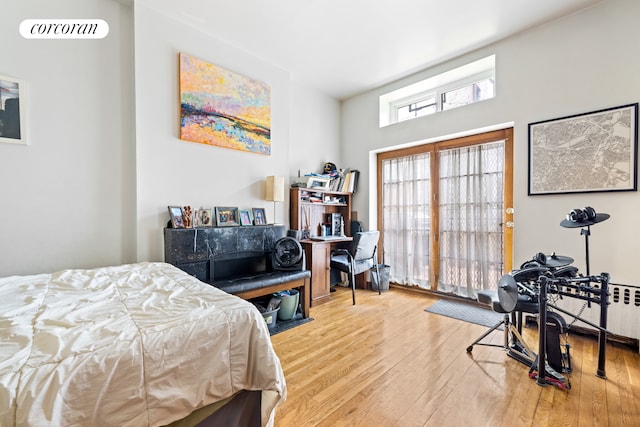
377 129 513 298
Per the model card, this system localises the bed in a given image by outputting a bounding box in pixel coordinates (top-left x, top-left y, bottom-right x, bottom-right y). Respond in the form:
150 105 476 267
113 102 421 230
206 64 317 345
0 262 286 427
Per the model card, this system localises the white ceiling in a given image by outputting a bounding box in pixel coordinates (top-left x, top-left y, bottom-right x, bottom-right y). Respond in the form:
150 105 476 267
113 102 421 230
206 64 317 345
147 0 606 100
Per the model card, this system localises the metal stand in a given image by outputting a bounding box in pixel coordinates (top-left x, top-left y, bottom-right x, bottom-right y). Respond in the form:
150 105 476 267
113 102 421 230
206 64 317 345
581 226 591 275
560 212 609 276
556 209 610 379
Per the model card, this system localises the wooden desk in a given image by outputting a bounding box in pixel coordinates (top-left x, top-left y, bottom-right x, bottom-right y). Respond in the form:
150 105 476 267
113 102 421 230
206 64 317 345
301 237 352 306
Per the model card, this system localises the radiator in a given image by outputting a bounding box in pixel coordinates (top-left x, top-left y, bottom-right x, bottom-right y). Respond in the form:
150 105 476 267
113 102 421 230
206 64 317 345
552 282 640 352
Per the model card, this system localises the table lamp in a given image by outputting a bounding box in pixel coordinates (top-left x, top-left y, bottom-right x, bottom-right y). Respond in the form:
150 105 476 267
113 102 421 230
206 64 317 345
265 176 285 224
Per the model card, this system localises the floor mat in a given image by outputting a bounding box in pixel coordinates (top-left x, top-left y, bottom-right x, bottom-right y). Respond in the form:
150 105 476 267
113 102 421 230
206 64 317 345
269 316 314 336
425 299 503 329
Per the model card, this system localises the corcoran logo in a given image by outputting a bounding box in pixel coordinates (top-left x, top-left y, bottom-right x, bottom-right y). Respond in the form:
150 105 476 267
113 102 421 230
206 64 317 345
20 19 109 39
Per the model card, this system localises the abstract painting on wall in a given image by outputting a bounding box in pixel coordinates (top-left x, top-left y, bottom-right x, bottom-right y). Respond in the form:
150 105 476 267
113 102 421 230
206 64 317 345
179 52 271 155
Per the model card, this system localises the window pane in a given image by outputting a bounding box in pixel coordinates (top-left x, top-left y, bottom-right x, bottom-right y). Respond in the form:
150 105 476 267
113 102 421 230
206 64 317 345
381 153 431 288
442 78 495 111
397 97 437 122
380 55 496 126
438 141 505 298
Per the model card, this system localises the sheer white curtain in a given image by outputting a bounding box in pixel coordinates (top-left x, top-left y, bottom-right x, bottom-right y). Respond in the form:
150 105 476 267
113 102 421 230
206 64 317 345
380 140 505 296
381 152 431 288
438 141 505 298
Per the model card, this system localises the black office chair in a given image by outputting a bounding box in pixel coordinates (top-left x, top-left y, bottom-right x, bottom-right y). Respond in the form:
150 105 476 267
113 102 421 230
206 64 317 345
330 230 380 305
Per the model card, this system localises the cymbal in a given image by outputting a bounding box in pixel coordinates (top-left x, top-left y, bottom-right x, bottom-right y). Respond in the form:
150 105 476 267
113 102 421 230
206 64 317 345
497 274 518 312
544 254 574 268
560 213 610 228
512 265 548 282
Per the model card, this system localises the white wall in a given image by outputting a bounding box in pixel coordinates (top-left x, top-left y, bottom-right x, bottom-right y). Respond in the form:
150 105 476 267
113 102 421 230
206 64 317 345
0 0 135 276
0 0 342 276
289 81 342 182
342 0 640 285
133 1 342 262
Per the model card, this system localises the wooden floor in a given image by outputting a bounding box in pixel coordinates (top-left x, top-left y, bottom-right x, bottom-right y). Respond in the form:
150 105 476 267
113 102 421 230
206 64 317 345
271 286 640 427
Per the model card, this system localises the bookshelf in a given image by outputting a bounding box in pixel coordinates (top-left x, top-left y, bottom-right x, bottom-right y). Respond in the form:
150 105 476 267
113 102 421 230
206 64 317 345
289 187 352 237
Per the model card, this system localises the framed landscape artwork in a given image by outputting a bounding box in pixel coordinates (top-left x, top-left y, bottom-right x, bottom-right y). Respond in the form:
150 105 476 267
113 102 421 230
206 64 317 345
528 103 638 195
179 52 271 155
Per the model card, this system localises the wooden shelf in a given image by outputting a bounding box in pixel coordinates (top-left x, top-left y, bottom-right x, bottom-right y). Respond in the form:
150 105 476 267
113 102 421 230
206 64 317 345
290 187 355 306
298 202 349 207
290 187 352 237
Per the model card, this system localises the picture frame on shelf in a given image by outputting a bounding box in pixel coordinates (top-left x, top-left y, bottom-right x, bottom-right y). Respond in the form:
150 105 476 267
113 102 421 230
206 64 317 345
239 209 253 226
215 207 240 227
528 103 638 195
252 208 267 225
193 208 200 227
306 176 331 190
168 206 185 228
199 208 213 227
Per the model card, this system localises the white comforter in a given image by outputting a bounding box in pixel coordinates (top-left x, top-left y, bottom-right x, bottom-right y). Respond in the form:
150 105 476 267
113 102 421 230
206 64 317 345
0 262 286 427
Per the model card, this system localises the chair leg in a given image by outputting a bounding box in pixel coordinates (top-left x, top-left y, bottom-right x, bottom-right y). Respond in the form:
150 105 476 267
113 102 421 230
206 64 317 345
351 270 356 305
374 263 381 295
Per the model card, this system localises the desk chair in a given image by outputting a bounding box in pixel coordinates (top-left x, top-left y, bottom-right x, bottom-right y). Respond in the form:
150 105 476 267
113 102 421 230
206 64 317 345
330 231 380 305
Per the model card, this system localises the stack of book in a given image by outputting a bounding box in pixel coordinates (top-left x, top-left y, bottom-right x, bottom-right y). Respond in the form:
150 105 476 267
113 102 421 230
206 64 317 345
299 191 325 203
309 194 324 203
328 169 359 193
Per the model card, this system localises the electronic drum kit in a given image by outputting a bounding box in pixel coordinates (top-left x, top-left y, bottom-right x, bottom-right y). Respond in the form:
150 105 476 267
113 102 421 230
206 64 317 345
488 207 612 389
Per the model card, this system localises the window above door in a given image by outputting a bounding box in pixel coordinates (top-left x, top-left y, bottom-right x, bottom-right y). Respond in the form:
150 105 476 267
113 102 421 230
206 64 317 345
380 55 495 127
